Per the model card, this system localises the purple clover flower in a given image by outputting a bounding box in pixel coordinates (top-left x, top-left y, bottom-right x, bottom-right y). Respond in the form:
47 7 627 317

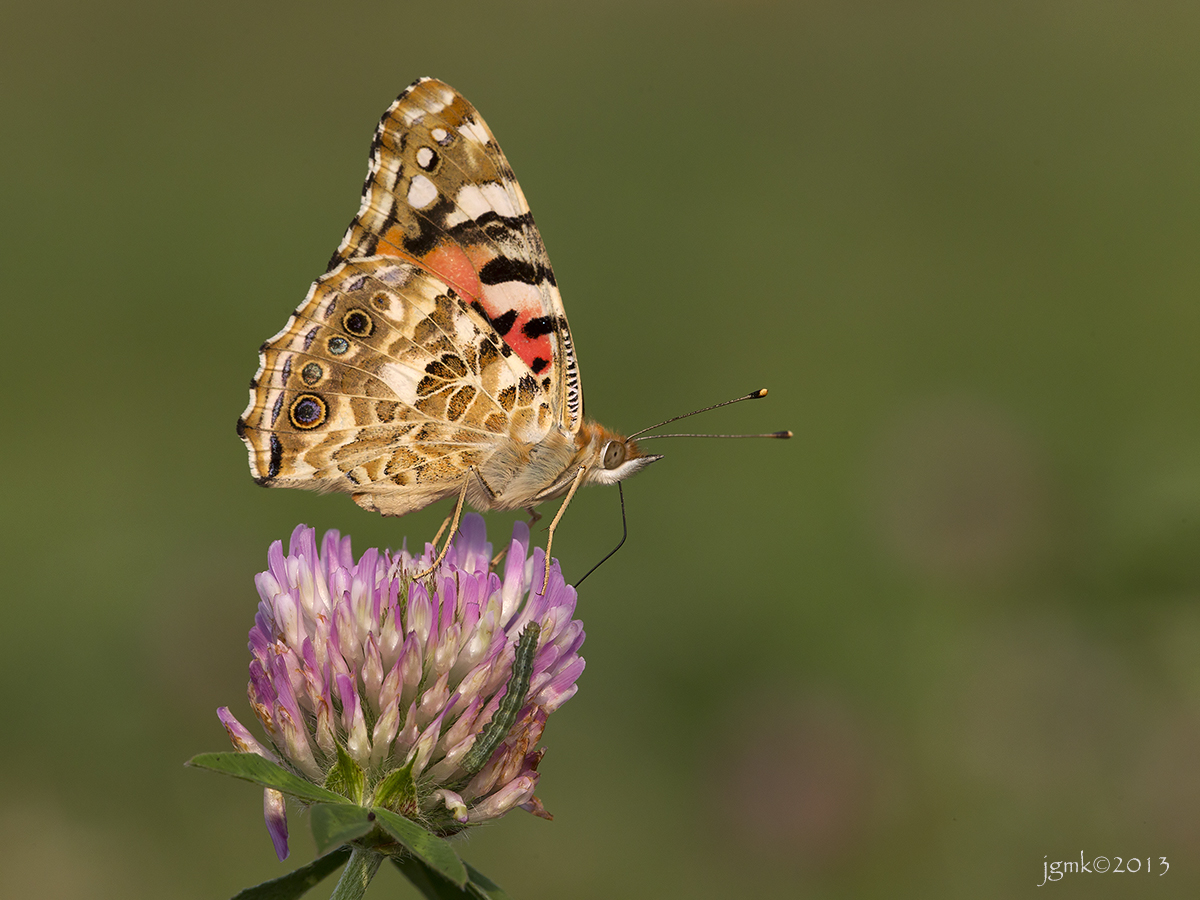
218 514 585 859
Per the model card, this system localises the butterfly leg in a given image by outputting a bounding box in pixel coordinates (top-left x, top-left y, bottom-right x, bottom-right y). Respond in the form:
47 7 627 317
414 473 472 580
525 506 543 526
539 466 587 595
431 513 453 549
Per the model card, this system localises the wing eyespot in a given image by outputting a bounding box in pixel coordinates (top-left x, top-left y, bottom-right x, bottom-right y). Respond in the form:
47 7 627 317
343 309 374 336
289 394 328 430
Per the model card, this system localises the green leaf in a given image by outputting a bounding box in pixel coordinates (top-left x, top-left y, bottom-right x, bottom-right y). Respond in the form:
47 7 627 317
229 847 350 900
372 761 417 816
392 855 452 899
188 753 346 805
463 862 512 900
310 803 376 855
371 807 467 887
392 856 511 900
324 744 365 805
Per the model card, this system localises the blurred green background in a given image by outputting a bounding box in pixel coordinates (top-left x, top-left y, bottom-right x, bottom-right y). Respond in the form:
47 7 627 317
4 1 1200 897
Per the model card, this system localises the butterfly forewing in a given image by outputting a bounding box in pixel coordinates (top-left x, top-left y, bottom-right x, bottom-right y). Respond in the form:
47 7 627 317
332 77 582 430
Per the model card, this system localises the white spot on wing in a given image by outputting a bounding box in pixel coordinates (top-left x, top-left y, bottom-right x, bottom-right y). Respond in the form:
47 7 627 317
378 361 422 400
416 147 434 168
453 308 477 345
482 280 542 317
458 118 490 145
407 174 438 210
480 182 517 218
455 184 491 218
431 127 448 144
426 84 455 111
377 264 415 287
376 152 402 191
442 207 470 228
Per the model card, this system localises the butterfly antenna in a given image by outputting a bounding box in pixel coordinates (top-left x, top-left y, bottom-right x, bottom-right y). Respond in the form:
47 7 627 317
574 483 628 589
628 388 793 441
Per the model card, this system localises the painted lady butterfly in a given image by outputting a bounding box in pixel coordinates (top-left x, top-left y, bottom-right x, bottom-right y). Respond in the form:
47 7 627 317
238 78 785 582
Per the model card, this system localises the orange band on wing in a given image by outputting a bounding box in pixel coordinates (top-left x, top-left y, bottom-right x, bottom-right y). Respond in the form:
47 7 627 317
374 229 552 374
421 244 483 304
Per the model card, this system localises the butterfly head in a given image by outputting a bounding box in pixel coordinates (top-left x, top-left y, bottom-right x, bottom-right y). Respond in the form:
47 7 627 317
577 421 663 486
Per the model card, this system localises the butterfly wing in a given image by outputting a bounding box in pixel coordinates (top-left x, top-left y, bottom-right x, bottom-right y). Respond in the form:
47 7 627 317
239 257 558 515
334 77 583 431
239 79 583 516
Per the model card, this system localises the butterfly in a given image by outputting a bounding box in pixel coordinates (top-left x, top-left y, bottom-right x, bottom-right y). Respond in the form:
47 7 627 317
238 78 787 585
237 77 665 573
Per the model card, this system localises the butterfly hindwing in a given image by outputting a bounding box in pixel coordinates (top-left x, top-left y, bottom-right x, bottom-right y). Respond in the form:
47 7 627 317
239 257 560 516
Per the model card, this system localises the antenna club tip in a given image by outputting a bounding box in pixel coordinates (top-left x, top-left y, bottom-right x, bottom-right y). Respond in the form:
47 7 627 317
751 388 768 398
776 430 794 439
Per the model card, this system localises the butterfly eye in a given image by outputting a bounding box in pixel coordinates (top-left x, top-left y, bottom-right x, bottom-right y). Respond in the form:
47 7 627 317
602 440 626 470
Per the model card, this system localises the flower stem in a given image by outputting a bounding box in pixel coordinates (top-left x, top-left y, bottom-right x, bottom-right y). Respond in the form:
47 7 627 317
328 847 383 900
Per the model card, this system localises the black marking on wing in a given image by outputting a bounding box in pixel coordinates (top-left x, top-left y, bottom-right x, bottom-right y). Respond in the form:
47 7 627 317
401 198 456 257
518 374 538 403
479 256 542 286
560 325 582 427
444 212 554 290
491 309 518 335
256 434 283 484
469 300 518 337
452 209 532 234
522 316 556 339
364 130 384 189
531 357 549 374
